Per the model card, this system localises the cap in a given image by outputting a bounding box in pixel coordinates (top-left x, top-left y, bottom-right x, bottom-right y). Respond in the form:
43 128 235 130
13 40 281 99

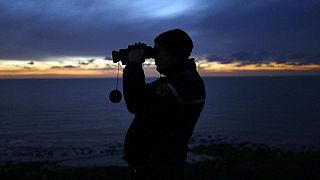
154 29 193 60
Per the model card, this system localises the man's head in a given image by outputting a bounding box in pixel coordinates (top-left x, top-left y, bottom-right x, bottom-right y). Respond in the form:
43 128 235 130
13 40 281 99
154 29 193 72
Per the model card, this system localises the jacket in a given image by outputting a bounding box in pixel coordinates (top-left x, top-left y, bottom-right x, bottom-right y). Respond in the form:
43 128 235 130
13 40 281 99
122 59 206 165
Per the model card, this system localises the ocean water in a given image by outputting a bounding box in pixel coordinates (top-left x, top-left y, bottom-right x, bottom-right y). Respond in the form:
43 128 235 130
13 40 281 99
0 77 319 166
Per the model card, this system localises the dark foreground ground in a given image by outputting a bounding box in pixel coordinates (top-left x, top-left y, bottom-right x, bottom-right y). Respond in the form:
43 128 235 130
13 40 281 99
1 143 320 180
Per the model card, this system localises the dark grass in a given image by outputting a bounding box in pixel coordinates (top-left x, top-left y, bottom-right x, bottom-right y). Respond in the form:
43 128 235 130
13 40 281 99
189 143 320 180
1 143 320 180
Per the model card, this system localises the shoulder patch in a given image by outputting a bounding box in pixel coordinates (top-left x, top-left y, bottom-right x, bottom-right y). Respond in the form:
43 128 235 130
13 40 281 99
156 84 171 96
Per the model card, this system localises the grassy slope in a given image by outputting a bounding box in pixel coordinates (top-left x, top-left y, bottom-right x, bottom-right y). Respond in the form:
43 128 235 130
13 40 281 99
1 143 320 180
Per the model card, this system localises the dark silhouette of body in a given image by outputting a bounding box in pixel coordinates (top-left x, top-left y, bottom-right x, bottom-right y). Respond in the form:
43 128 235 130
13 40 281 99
123 29 206 180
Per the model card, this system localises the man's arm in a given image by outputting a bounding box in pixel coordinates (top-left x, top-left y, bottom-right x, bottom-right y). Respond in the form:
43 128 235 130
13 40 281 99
123 49 146 114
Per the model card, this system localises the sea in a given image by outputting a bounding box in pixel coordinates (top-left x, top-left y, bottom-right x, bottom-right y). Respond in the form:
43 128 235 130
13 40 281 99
0 77 319 166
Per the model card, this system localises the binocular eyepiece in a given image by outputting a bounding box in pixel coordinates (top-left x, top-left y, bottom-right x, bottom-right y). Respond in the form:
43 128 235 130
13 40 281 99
112 42 157 65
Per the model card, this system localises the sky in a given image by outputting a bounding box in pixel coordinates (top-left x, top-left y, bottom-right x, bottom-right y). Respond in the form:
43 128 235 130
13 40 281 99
0 0 320 78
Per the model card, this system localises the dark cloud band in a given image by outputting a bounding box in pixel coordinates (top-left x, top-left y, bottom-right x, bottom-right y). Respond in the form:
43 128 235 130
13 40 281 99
0 0 319 65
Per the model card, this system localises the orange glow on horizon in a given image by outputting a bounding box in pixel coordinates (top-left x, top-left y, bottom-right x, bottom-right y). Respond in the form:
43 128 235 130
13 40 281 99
1 58 320 78
0 69 116 78
196 60 320 76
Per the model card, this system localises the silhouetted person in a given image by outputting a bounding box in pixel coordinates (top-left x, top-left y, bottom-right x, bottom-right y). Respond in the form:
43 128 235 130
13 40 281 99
123 29 206 180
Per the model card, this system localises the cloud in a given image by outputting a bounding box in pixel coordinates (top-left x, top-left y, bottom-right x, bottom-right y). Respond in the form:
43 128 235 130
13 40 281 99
206 51 320 65
50 65 78 69
0 1 162 59
192 0 320 59
79 59 95 65
0 0 319 65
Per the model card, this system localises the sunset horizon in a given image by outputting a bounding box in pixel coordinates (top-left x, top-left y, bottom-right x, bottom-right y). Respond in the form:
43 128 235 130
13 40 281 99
1 56 320 79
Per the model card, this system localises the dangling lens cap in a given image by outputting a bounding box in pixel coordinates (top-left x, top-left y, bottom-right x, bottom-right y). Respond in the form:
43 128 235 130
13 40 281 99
109 89 122 103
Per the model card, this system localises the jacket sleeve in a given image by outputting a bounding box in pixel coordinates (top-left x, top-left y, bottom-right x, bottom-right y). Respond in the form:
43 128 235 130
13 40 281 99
123 62 147 114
